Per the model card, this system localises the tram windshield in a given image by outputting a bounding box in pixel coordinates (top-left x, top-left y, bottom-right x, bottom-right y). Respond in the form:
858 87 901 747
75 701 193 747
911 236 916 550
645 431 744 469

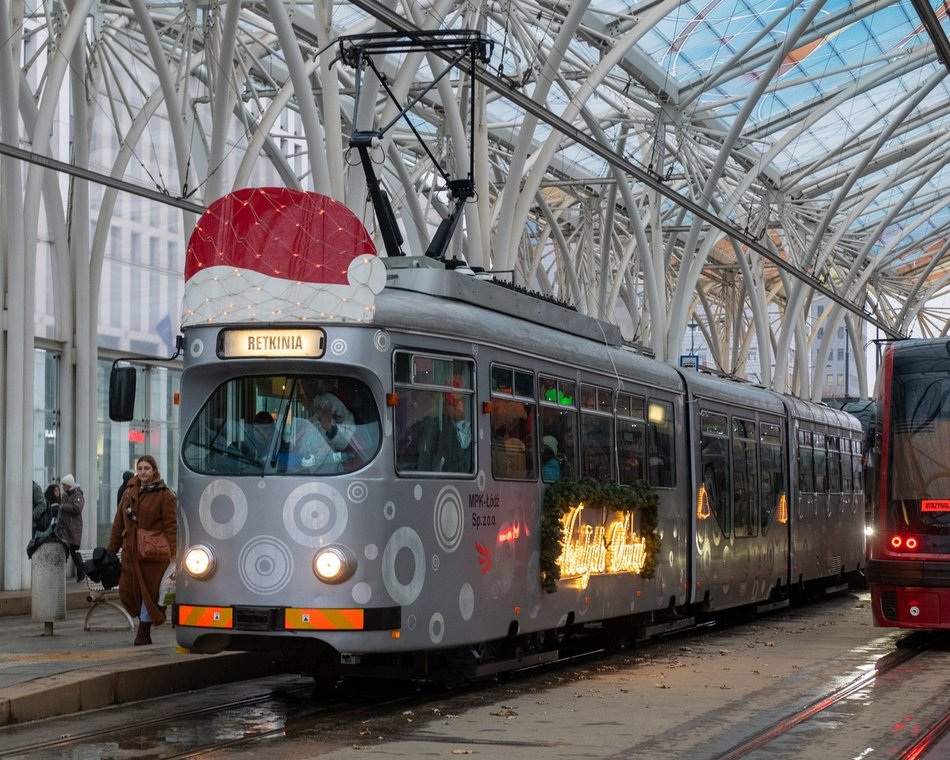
888 372 950 533
182 374 381 476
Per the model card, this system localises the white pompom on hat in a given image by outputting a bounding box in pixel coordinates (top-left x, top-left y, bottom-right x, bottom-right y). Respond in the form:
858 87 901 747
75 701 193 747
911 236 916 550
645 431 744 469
61 474 76 489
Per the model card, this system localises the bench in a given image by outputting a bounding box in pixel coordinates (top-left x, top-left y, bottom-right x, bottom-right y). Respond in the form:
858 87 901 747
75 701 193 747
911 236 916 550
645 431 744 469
78 549 134 631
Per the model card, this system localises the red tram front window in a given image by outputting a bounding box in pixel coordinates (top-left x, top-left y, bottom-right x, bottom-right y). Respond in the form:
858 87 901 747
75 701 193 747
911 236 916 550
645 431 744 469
882 356 950 552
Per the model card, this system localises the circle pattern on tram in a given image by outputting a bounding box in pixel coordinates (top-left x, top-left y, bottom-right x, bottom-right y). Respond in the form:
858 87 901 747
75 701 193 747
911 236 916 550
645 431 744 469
198 480 248 540
381 526 425 606
429 612 445 644
239 536 293 594
283 483 348 547
433 486 464 553
347 481 368 503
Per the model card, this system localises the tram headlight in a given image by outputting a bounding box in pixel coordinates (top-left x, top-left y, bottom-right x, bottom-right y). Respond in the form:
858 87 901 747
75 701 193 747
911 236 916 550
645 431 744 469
313 546 355 584
183 544 216 579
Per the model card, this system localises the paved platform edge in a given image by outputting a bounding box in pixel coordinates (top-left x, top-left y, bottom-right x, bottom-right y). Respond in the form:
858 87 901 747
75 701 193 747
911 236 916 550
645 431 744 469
0 649 284 725
0 590 288 726
0 588 90 617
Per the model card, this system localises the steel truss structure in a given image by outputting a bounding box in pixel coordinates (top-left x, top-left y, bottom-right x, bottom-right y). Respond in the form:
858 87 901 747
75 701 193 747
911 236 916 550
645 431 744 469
1 1 949 586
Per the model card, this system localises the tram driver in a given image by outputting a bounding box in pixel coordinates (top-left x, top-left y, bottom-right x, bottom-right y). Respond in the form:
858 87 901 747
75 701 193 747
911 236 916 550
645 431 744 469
290 378 357 472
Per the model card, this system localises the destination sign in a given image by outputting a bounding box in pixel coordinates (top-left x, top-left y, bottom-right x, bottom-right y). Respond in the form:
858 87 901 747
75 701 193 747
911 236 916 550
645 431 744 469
921 499 950 512
219 328 326 358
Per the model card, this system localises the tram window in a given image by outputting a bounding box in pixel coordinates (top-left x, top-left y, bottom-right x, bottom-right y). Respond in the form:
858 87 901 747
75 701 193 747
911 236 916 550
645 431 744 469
813 433 827 493
617 391 646 485
539 375 577 481
490 364 536 480
840 438 853 494
798 430 815 493
393 352 475 476
759 422 784 535
827 437 842 492
182 374 381 476
852 441 863 493
700 411 730 535
580 384 614 480
732 418 758 537
647 399 675 488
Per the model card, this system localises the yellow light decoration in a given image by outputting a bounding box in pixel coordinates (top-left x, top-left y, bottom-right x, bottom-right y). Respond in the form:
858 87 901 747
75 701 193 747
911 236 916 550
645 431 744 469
696 485 711 519
556 504 649 590
776 493 788 524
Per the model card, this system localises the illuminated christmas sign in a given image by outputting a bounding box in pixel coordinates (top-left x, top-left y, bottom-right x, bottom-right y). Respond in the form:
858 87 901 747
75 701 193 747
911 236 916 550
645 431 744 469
556 503 648 589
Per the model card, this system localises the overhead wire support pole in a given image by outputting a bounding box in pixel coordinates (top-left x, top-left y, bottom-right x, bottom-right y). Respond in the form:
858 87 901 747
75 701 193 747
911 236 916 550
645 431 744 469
346 0 904 340
338 31 492 261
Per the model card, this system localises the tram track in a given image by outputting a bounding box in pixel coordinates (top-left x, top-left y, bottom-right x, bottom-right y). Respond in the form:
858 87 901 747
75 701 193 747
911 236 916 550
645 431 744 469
0 631 616 758
4 595 945 759
713 631 950 760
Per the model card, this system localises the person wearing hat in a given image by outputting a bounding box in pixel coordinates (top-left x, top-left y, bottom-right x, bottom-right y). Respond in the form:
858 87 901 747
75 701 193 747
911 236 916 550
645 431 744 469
55 474 86 582
541 435 561 483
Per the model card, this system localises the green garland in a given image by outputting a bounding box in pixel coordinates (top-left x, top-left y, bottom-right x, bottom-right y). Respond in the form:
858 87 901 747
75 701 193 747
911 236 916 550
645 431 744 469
540 477 661 593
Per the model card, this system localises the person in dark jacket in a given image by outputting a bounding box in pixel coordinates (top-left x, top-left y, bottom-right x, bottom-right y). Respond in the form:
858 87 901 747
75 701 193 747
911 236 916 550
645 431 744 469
32 481 51 534
44 483 61 512
55 474 86 581
107 455 177 645
26 481 59 559
116 470 134 506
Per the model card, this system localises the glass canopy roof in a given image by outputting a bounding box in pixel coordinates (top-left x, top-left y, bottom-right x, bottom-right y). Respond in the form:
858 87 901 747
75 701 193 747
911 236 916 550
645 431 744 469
3 0 949 398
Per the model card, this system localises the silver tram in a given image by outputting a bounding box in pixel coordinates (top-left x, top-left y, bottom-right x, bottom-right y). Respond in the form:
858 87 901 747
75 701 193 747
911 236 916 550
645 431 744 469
152 188 866 679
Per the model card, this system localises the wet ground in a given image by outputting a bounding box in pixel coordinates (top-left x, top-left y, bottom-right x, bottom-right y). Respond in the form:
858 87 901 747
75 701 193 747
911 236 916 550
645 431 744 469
2 591 947 759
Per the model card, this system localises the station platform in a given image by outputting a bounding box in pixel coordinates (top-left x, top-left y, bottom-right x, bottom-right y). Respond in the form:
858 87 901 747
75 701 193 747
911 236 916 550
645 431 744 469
0 587 282 726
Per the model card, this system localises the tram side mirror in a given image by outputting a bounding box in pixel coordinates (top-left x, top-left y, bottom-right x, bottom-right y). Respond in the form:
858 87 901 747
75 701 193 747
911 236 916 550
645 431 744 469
109 365 136 422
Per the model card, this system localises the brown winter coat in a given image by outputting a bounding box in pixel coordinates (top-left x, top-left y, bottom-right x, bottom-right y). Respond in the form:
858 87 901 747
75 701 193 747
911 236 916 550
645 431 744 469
107 476 178 626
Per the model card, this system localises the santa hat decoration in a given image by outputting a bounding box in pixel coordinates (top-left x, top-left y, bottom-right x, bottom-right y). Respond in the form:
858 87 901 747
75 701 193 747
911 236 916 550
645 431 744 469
182 188 386 326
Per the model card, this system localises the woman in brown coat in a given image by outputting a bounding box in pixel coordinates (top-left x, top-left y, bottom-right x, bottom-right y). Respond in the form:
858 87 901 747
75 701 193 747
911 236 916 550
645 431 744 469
107 455 177 645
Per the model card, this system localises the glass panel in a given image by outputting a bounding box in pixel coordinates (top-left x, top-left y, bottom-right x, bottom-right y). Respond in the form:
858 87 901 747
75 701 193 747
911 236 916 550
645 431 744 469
732 419 757 537
813 445 827 492
33 349 60 488
889 371 950 534
491 365 513 394
760 438 784 536
184 374 381 476
828 438 842 492
647 399 675 488
580 384 597 410
617 417 645 484
616 391 631 418
701 413 730 535
580 410 613 479
514 368 534 399
539 405 576 481
394 353 475 476
491 399 536 480
799 444 814 493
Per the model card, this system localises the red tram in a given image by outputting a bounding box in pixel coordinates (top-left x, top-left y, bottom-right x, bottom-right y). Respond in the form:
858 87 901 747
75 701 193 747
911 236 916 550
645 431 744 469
868 338 950 629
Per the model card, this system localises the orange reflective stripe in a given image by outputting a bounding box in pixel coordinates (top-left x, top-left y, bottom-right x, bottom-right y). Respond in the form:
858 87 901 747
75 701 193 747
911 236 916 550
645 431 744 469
178 605 233 628
285 608 364 630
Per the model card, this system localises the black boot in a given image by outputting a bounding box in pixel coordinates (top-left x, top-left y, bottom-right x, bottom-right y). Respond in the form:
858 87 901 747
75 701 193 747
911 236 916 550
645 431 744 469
134 621 152 646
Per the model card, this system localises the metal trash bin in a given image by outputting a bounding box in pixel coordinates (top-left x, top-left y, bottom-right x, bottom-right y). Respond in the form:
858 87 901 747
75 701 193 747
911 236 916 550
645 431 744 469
31 540 66 634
